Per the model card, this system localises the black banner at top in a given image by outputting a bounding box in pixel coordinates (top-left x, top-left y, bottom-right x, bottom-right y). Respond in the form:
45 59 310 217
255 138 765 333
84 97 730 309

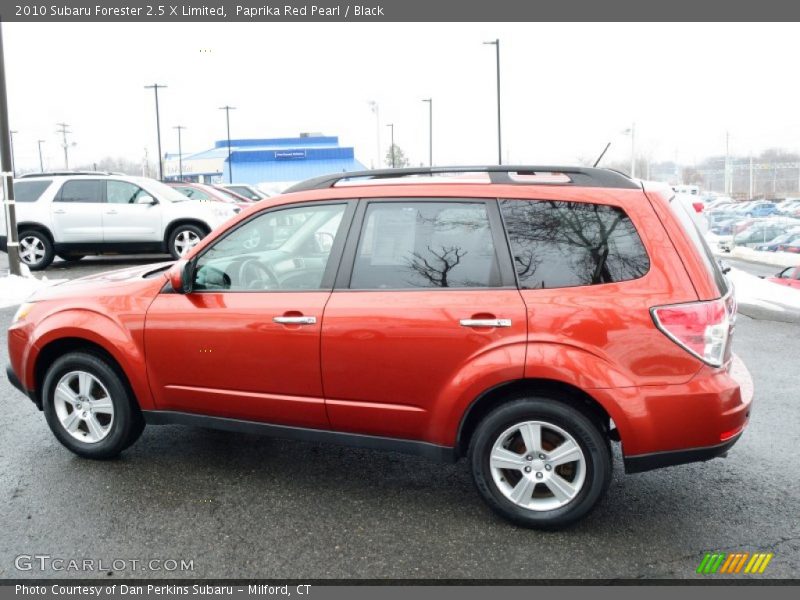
2 0 800 22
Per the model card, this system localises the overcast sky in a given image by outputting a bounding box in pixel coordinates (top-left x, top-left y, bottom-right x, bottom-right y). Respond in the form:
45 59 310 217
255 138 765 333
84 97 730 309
5 22 800 172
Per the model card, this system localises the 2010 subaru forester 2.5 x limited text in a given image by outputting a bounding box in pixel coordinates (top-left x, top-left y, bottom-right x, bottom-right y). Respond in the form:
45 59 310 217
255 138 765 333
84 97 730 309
7 166 753 529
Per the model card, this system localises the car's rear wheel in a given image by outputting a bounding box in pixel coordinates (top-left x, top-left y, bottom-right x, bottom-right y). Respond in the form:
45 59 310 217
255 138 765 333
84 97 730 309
470 397 611 529
42 352 145 459
18 229 54 270
168 224 205 259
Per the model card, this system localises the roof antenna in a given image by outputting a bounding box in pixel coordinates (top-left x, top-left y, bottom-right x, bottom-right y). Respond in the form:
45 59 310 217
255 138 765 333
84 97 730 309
593 142 611 167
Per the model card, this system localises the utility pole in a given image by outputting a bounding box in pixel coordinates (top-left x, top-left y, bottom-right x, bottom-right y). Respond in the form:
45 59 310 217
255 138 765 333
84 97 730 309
144 83 167 180
386 123 395 168
219 105 235 183
630 122 636 178
749 155 754 199
173 125 186 180
369 101 380 169
56 122 71 168
724 131 730 195
0 23 22 276
483 39 502 165
422 98 432 166
37 139 45 172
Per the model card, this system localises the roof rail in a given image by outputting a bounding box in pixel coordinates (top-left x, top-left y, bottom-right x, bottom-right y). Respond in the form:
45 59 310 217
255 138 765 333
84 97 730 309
284 165 639 193
18 170 116 178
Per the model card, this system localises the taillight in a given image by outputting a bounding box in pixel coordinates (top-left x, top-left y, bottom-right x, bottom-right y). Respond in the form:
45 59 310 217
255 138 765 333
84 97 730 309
651 297 732 367
692 202 704 213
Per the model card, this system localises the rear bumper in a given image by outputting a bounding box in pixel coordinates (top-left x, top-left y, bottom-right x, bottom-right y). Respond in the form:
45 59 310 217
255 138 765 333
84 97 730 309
624 432 743 473
598 354 753 473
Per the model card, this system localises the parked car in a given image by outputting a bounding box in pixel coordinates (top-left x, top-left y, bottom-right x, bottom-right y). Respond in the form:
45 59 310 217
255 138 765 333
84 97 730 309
0 174 239 270
219 183 271 201
7 166 751 529
766 266 800 289
776 239 800 254
741 201 778 218
754 230 800 252
168 182 250 210
725 222 797 250
673 192 708 233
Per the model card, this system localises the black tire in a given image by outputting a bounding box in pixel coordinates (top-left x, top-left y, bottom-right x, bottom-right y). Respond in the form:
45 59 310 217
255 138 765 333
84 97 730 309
469 397 611 529
18 229 54 271
56 253 85 262
42 352 145 459
167 224 206 260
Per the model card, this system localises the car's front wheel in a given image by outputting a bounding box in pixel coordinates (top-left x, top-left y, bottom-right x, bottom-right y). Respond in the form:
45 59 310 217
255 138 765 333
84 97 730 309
470 397 611 529
168 224 206 259
42 352 145 459
18 229 54 270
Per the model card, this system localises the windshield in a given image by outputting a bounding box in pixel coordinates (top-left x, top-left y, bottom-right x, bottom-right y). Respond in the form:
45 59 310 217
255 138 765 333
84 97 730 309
140 179 193 202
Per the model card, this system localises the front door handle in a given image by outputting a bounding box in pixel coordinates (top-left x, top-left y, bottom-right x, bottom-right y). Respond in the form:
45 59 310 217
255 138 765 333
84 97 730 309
273 316 317 325
460 318 512 328
53 209 66 214
105 210 118 215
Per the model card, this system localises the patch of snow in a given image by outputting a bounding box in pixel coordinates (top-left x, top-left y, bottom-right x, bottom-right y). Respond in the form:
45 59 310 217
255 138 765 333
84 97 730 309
0 274 68 309
728 267 800 311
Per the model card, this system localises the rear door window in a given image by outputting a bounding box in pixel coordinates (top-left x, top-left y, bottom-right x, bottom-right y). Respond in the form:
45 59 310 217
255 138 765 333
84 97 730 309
56 179 105 203
499 199 650 289
350 201 501 289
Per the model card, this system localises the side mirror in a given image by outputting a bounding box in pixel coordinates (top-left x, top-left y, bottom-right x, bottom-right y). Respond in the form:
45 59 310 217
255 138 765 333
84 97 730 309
169 259 194 294
137 195 157 205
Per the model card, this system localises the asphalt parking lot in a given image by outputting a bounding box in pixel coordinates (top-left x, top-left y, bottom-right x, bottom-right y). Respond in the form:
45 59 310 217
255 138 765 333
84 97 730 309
1 255 799 580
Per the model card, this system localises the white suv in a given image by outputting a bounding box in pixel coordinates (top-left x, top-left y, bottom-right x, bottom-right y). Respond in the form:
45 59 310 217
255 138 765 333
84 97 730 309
0 174 239 270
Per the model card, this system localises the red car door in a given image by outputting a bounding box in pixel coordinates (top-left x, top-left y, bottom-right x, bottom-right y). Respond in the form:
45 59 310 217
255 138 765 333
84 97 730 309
320 199 527 445
145 202 351 427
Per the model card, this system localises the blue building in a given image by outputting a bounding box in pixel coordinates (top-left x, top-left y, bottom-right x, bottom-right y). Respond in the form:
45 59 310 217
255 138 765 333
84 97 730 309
164 134 366 190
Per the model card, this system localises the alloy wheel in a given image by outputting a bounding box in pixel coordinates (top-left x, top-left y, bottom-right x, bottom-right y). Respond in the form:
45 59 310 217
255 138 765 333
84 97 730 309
19 235 46 266
52 371 115 443
174 230 200 257
489 420 586 511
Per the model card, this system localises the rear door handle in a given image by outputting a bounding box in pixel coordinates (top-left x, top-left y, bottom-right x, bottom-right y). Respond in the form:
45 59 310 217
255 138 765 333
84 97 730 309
105 210 118 215
460 318 512 328
273 316 317 325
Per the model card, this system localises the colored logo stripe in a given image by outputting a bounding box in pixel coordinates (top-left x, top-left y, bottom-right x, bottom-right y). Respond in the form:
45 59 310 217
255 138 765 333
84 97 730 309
698 552 773 574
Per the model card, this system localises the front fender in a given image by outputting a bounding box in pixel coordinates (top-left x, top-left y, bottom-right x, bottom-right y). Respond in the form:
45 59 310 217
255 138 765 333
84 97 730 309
25 308 155 410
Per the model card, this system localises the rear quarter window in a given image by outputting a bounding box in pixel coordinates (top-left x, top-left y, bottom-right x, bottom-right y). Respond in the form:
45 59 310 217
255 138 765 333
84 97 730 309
499 199 650 289
12 179 53 202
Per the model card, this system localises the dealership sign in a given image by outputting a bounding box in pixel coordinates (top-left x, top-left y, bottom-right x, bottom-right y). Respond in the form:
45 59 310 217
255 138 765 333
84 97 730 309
274 150 307 160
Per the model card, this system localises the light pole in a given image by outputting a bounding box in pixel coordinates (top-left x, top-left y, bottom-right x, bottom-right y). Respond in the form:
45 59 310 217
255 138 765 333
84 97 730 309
37 139 44 172
219 105 236 183
56 122 71 168
386 123 395 168
483 39 502 165
422 98 432 166
144 83 167 180
173 125 186 181
0 23 22 276
622 123 636 178
369 101 380 169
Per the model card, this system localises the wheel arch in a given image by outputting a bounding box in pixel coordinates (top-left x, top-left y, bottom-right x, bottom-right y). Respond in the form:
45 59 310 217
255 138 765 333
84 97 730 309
17 222 55 242
456 378 616 459
164 218 211 245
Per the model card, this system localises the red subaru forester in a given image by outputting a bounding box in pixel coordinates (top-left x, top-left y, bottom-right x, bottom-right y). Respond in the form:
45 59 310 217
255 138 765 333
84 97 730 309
7 167 752 528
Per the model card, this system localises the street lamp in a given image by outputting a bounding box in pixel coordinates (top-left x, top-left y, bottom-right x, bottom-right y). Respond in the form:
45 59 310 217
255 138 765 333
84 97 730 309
483 39 502 165
9 129 16 176
0 23 22 276
386 123 395 168
622 123 636 178
422 98 432 167
37 139 44 172
173 125 186 181
219 105 236 183
144 83 167 180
